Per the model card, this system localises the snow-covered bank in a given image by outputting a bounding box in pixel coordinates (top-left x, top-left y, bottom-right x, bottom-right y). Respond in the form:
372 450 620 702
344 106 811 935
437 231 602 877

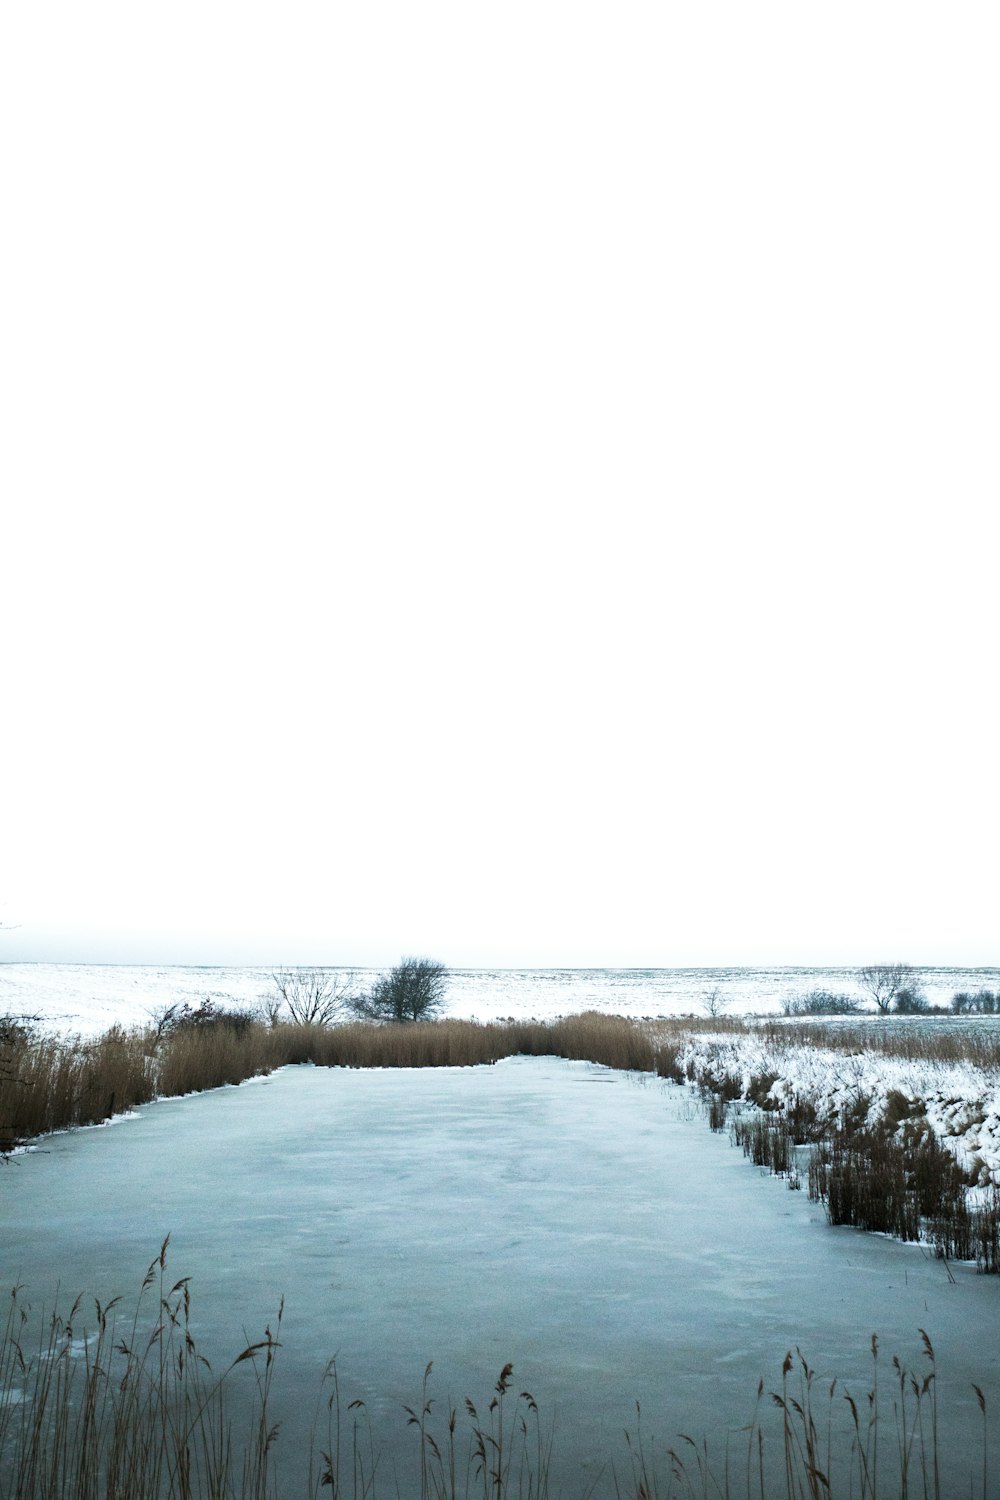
679 1028 1000 1185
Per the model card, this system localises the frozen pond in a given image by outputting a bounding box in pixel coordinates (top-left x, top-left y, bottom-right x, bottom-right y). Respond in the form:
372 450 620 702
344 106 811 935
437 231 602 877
3 1058 999 1493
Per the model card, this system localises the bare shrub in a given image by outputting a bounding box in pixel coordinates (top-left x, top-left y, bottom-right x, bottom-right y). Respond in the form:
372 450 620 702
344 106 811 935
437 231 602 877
951 988 1000 1015
893 985 931 1014
267 969 357 1025
783 990 860 1017
858 962 918 1014
352 958 448 1024
148 998 257 1042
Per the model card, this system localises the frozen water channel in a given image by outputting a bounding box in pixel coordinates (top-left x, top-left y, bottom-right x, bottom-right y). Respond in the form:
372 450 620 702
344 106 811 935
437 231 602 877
3 1057 999 1493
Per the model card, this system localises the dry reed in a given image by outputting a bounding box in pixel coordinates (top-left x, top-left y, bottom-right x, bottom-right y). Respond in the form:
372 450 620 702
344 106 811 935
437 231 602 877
0 1251 991 1500
759 1017 1000 1071
0 1238 283 1500
0 1013 662 1154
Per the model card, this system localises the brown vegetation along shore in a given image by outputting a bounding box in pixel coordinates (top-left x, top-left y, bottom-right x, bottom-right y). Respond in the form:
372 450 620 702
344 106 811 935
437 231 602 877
0 1010 678 1153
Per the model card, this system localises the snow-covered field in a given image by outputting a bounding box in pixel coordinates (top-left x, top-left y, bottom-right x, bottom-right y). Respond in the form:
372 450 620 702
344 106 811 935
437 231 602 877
2 961 997 1036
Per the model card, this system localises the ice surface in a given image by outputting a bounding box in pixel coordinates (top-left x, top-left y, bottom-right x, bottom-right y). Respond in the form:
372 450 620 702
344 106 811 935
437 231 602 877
2 1058 998 1494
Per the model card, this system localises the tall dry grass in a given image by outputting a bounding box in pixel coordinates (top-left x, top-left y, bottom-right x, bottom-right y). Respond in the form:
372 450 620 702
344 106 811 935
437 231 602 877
155 1022 278 1097
0 1239 283 1500
301 1011 659 1071
807 1119 1000 1272
1 1012 666 1154
759 1017 1000 1071
0 1249 991 1500
1 1013 280 1154
301 1018 511 1068
1 1023 156 1152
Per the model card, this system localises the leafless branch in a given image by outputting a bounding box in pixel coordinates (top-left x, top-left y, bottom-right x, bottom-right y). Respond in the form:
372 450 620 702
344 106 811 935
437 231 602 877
267 970 357 1026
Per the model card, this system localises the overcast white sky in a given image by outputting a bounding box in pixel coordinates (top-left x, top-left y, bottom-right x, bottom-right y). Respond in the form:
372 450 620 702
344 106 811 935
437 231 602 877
1 4 997 969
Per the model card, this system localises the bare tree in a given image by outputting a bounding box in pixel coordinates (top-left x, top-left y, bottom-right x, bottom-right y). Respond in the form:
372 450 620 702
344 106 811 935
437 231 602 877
267 969 357 1026
857 963 918 1014
256 993 286 1029
700 986 731 1018
352 958 448 1024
